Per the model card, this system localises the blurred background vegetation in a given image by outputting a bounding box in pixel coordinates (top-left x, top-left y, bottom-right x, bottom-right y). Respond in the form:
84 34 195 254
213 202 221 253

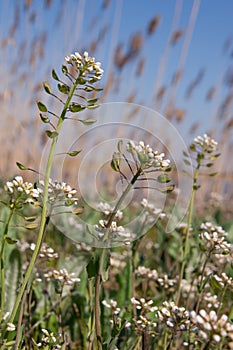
0 0 233 214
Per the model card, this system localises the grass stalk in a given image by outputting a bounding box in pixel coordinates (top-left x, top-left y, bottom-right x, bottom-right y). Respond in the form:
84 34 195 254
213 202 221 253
176 165 200 305
9 76 80 324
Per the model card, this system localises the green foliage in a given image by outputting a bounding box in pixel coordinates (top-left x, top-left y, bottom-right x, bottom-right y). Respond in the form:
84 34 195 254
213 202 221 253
16 162 28 171
45 130 58 138
52 69 59 81
69 103 85 112
57 83 70 94
43 82 52 94
79 118 96 125
5 249 22 313
37 101 47 112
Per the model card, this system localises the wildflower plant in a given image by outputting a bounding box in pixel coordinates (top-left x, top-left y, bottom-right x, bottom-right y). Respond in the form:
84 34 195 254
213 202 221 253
176 134 221 304
1 49 232 350
0 51 103 345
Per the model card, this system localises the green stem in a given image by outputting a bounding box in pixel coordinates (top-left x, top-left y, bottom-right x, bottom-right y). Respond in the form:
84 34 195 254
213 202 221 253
9 76 80 324
0 208 15 320
163 330 168 350
195 251 211 313
216 283 228 317
94 167 143 349
176 165 200 305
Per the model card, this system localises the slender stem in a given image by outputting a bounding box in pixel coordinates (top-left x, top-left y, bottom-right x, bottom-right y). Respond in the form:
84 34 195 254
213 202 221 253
94 273 102 350
0 208 15 320
216 283 228 317
176 165 200 305
9 76 80 324
163 330 168 350
94 167 143 349
195 251 211 312
13 287 27 350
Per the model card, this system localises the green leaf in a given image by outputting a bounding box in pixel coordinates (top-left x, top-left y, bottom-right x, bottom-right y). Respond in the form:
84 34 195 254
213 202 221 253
84 86 94 92
164 165 174 172
209 172 218 177
69 103 85 112
79 119 97 125
117 140 123 153
100 250 110 282
40 113 50 123
45 130 58 138
68 150 82 157
209 276 222 291
16 162 28 170
78 77 86 85
93 87 103 91
111 160 118 172
156 174 171 183
160 185 175 193
209 153 221 160
24 216 37 222
183 159 191 166
86 254 100 279
43 82 52 94
5 237 18 244
86 98 98 104
86 104 99 110
88 78 98 84
62 64 68 75
189 144 196 152
37 101 47 112
84 86 103 92
52 69 59 81
183 151 189 157
5 249 21 313
24 223 38 230
58 83 70 94
193 184 201 190
206 163 214 167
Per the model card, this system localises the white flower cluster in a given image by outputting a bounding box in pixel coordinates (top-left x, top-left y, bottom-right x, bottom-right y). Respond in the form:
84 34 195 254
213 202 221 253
127 140 170 169
0 312 16 332
213 272 233 288
44 268 80 286
5 176 42 204
65 51 103 80
158 301 190 330
191 309 233 344
102 299 120 315
39 179 78 206
199 222 231 254
131 297 158 313
135 266 176 290
37 329 62 349
95 219 135 244
136 266 159 280
97 202 123 220
193 134 218 153
131 297 158 331
30 243 59 260
141 198 166 219
203 292 221 309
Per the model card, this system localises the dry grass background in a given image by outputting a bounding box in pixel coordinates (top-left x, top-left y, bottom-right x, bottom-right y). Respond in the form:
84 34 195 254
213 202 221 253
0 0 232 214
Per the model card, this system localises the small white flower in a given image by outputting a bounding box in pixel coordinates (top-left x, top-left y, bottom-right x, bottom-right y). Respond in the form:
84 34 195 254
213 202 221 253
7 322 16 331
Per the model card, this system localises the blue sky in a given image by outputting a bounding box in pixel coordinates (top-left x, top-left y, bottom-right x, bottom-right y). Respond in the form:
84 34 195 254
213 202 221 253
1 0 233 144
